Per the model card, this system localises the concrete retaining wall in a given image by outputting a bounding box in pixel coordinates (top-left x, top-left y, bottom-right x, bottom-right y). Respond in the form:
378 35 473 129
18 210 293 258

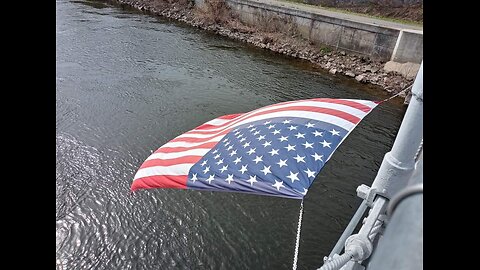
195 0 422 63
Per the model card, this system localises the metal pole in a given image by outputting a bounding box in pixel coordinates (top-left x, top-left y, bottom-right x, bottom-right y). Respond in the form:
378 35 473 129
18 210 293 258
318 61 423 270
328 200 368 259
367 155 423 270
371 62 423 199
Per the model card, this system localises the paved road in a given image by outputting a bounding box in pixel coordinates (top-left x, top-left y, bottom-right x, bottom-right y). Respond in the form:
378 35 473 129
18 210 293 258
247 0 423 31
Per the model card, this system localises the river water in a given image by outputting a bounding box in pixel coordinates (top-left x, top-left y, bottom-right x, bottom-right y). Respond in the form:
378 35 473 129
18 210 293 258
56 0 404 269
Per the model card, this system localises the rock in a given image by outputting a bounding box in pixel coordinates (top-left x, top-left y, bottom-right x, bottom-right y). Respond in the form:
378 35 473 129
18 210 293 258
340 51 346 56
346 72 355 77
325 62 331 69
383 61 421 79
323 55 329 60
329 68 337 75
355 74 366 82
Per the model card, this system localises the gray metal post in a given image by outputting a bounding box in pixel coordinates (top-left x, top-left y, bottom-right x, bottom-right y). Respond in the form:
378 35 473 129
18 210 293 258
370 62 423 199
367 154 423 270
328 200 368 259
318 61 423 270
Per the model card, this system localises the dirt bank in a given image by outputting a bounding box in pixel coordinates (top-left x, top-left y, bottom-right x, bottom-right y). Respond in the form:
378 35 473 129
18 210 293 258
113 0 414 102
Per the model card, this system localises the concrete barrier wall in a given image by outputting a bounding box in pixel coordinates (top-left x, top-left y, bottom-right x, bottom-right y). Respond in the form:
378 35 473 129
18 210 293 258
195 0 422 63
391 30 423 63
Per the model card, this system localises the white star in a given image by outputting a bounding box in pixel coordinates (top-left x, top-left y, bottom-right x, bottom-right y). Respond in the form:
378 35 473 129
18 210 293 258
272 180 285 191
234 131 241 136
224 141 230 147
206 174 215 184
216 159 224 165
212 149 218 154
300 188 308 196
306 122 315 128
219 165 228 173
282 120 291 124
253 130 261 135
227 145 234 151
239 164 248 174
293 154 306 163
201 160 208 167
330 129 341 136
191 173 198 182
203 166 210 174
287 125 298 131
214 154 221 159
247 124 254 128
294 132 305 139
249 127 257 132
233 128 239 132
271 129 281 135
269 148 279 156
247 147 256 155
312 130 323 137
222 138 229 143
304 168 316 178
239 137 246 143
284 144 296 151
278 136 289 142
236 134 243 139
253 155 263 164
233 157 242 164
260 165 271 175
257 135 266 141
286 171 300 183
320 140 332 148
262 141 272 148
229 150 237 156
225 174 234 184
302 141 314 149
242 142 251 148
311 152 324 161
267 124 276 130
277 159 288 168
247 175 258 186
264 121 271 125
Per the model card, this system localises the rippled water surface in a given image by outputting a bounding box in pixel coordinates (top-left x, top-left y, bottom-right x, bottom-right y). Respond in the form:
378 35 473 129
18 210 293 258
56 0 405 269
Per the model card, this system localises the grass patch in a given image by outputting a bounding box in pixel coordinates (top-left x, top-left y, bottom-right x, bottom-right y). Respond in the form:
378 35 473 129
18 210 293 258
276 0 423 27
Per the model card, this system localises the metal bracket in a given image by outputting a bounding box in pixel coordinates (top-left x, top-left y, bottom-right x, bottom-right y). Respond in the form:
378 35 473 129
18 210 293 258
356 184 376 206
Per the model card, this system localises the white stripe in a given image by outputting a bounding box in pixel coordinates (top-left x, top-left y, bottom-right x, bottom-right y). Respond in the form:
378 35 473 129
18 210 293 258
175 110 355 141
171 111 355 143
146 149 210 160
134 164 193 180
341 99 378 109
178 100 368 139
230 111 355 131
204 118 233 126
161 136 224 148
185 100 367 134
159 109 357 150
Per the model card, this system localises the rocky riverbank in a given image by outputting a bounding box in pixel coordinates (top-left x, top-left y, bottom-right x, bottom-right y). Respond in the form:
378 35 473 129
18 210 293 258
113 0 413 102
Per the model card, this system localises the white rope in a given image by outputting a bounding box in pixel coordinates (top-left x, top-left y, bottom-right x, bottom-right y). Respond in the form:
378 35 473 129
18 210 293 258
292 199 304 270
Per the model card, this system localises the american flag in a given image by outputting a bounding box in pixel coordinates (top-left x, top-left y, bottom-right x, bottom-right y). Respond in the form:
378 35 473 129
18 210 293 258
132 98 378 199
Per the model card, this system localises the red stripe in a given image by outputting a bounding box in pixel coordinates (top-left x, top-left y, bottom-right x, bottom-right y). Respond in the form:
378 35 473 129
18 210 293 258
188 99 371 135
193 113 242 131
169 129 231 143
217 113 243 120
140 156 202 169
181 102 367 136
131 175 187 191
155 142 219 153
169 105 360 143
312 98 374 113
